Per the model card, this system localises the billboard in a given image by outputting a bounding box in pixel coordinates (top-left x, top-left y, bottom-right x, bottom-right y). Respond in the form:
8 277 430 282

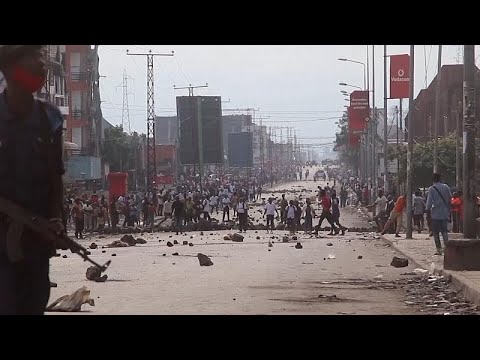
228 132 253 167
348 91 370 134
390 54 410 99
177 96 223 165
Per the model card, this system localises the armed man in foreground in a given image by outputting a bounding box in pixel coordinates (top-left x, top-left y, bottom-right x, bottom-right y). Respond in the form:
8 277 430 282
0 45 66 314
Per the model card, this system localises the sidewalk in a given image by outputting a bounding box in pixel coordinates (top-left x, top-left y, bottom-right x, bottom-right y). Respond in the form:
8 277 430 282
382 232 480 306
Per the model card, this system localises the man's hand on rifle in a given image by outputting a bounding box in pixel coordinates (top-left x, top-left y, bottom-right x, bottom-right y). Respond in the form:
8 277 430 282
48 218 69 250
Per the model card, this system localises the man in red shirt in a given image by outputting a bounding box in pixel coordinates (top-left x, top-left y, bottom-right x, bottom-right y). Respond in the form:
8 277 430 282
381 195 405 237
313 189 338 236
450 191 463 233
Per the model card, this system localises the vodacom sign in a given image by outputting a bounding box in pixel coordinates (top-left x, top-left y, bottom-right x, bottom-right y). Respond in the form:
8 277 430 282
390 54 410 99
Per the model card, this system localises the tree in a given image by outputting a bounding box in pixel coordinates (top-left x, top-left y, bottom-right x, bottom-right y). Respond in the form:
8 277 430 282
389 134 458 190
103 125 137 172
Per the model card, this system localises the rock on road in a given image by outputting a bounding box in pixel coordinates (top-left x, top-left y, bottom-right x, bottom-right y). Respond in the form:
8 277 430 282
48 169 467 315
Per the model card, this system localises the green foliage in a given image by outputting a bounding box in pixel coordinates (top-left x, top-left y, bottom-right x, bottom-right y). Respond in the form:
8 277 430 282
390 134 459 189
102 126 144 173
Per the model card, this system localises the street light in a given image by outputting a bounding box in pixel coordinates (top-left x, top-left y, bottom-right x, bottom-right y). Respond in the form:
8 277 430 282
338 58 366 90
341 90 350 95
339 82 362 90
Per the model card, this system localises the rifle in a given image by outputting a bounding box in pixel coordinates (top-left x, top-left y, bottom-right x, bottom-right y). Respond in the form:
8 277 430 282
0 197 111 272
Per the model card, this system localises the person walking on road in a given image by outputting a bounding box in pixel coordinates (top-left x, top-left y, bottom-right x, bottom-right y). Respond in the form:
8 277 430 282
331 191 346 235
314 189 338 236
172 196 185 235
222 195 231 222
286 200 297 235
263 197 279 234
280 194 288 224
303 198 315 234
426 173 452 255
237 197 248 233
372 190 388 233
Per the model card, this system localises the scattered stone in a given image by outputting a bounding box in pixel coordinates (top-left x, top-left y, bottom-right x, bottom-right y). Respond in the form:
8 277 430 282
99 235 105 239
256 236 260 240
268 249 271 252
224 234 232 241
295 242 303 249
172 252 179 256
169 235 172 238
373 275 383 281
167 241 174 247
183 240 189 245
108 240 129 248
163 254 166 256
136 238 147 244
210 233 213 236
326 242 333 246
391 256 409 268
232 233 244 242
357 255 363 259
95 275 108 283
268 241 273 247
233 298 236 301
292 236 298 240
197 253 214 266
62 255 68 258
255 231 258 234
174 240 179 245
102 250 106 253
50 282 58 288
85 251 91 255
120 234 136 246
86 266 101 281
189 243 193 247
200 232 204 236
327 254 336 259
111 253 117 257
89 243 98 249
282 236 289 243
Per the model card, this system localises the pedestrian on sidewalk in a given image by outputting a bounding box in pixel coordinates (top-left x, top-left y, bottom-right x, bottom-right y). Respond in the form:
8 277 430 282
426 173 452 255
450 191 463 233
381 194 406 237
413 191 426 234
372 189 388 233
263 197 279 234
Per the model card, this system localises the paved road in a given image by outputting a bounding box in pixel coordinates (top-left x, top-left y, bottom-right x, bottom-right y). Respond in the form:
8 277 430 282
49 173 422 314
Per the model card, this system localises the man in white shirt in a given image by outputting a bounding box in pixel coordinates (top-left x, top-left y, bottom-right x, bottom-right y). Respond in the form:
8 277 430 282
163 197 173 219
202 196 212 221
263 198 279 234
209 194 219 214
222 195 231 222
236 197 248 233
372 189 388 232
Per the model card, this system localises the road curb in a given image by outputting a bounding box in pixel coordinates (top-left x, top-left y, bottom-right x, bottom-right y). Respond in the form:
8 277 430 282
380 234 480 306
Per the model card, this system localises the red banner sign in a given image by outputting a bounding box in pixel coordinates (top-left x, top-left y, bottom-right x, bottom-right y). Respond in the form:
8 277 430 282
390 54 410 99
348 90 370 134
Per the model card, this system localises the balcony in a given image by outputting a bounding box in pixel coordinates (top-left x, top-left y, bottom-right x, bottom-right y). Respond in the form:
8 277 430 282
70 71 89 82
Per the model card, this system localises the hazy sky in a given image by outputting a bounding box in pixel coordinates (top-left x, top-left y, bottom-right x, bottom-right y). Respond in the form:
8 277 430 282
98 45 470 151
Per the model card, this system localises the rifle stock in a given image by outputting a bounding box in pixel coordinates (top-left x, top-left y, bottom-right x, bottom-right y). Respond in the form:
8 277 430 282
0 197 111 272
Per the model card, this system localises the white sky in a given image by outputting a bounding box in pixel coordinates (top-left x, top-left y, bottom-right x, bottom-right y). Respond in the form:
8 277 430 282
98 45 473 152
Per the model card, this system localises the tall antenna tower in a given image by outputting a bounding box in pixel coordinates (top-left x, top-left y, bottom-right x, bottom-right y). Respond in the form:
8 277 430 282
121 69 131 133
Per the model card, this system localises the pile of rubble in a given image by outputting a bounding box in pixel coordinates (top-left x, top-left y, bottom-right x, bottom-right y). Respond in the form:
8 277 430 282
398 274 480 315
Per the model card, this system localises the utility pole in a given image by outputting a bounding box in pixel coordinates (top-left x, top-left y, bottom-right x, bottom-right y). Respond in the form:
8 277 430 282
127 49 174 192
456 99 462 189
463 45 476 239
383 45 389 193
173 83 209 194
372 45 377 203
406 45 415 239
396 106 399 174
433 45 442 173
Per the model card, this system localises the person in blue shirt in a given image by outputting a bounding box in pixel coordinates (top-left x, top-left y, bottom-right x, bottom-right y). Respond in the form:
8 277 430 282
426 173 452 255
0 45 66 314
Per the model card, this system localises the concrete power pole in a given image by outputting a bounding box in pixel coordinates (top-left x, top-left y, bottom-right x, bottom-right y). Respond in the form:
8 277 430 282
383 45 389 193
371 45 377 203
406 45 415 239
433 45 442 173
463 45 477 239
